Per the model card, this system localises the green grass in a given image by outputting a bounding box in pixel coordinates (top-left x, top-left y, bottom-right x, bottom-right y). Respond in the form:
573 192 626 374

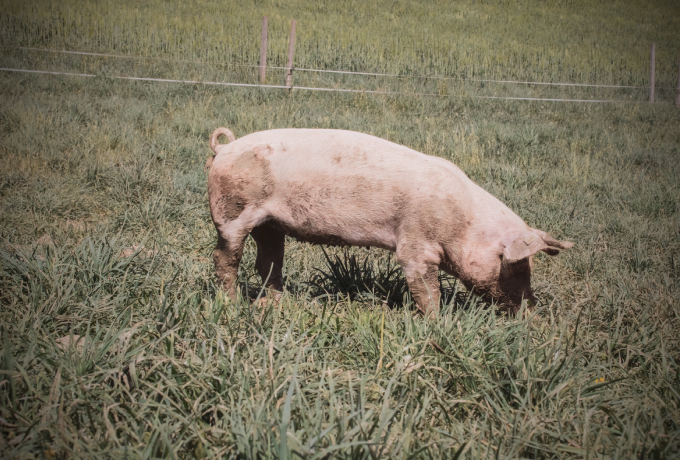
1 0 680 96
1 0 680 458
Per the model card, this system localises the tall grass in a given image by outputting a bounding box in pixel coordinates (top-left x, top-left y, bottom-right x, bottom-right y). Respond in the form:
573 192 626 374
1 0 680 88
1 236 679 458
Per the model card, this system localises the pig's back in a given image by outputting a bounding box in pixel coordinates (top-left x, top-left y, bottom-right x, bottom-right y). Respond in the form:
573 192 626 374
231 129 461 187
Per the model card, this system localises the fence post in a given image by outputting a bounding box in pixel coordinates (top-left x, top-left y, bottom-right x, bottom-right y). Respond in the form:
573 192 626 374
649 42 655 103
676 51 680 107
259 16 268 84
285 20 297 89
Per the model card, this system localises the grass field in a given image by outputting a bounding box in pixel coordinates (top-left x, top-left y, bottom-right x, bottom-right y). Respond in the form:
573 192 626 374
1 0 680 458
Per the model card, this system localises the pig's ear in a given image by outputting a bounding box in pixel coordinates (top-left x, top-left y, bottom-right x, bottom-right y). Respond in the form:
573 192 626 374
530 228 574 256
502 232 548 263
502 230 574 263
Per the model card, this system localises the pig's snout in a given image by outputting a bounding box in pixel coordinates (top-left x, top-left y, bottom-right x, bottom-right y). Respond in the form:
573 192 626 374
489 257 536 313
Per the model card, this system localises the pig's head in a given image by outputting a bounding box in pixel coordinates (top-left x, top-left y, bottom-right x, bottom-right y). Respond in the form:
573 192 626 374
461 228 573 313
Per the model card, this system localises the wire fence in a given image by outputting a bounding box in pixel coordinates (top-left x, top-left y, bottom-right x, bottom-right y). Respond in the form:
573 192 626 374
1 45 676 104
4 45 657 88
0 67 646 103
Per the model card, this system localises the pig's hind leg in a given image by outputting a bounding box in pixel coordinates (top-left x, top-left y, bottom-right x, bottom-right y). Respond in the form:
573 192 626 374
251 223 285 298
213 228 249 302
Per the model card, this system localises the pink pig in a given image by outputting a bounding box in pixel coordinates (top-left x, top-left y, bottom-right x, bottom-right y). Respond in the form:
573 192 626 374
206 127 573 315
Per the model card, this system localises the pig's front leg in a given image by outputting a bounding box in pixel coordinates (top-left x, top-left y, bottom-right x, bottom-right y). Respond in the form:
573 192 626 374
398 248 441 316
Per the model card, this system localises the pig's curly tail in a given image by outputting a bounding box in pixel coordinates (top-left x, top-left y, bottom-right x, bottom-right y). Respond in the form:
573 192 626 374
206 128 236 171
210 127 236 153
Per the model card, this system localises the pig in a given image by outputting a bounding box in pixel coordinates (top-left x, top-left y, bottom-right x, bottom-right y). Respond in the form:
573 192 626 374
207 127 573 315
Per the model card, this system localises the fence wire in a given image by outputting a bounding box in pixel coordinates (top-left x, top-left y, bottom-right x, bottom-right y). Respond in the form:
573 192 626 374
1 67 655 104
5 45 669 89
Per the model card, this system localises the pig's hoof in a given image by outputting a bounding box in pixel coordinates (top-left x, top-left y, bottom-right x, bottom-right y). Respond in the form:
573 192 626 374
255 292 282 307
425 310 438 320
415 307 438 319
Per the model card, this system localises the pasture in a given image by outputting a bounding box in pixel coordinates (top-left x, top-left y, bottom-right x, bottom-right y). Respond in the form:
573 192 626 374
1 0 679 457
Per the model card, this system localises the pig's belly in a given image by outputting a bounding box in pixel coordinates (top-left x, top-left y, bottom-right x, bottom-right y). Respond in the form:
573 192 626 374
260 188 400 251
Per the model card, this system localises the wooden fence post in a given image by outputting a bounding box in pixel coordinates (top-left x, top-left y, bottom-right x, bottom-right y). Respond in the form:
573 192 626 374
259 16 268 84
676 51 680 107
649 42 655 103
285 20 297 89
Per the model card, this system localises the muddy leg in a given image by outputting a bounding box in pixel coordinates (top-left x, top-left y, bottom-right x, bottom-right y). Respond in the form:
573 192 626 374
400 260 440 317
251 224 285 299
213 232 248 301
